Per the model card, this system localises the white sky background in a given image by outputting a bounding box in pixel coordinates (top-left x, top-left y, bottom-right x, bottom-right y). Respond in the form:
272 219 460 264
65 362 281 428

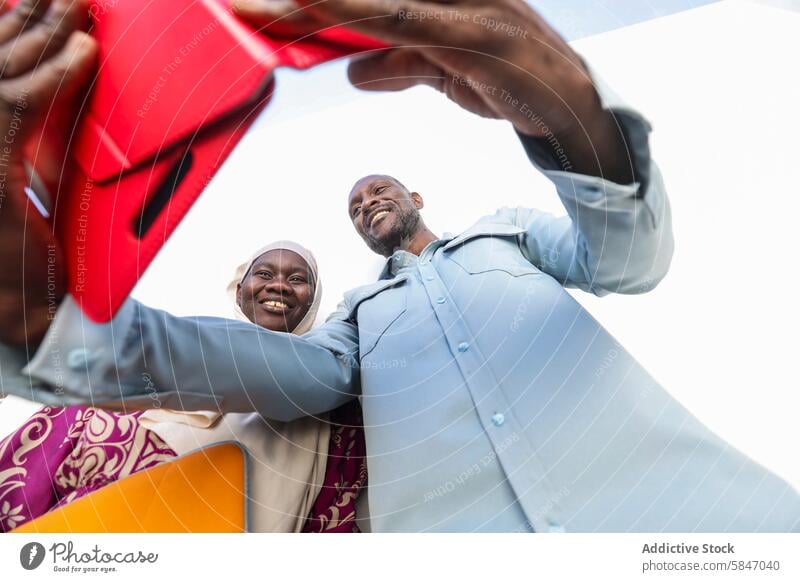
133 1 800 489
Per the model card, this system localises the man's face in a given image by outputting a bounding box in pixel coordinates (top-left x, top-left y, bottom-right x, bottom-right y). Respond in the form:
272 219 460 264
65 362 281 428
348 175 423 257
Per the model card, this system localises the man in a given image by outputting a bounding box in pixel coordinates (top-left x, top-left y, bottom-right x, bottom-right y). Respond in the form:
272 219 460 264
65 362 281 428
2 0 798 532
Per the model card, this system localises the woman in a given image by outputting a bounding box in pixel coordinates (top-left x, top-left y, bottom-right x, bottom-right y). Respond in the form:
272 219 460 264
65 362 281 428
0 241 366 533
139 241 367 533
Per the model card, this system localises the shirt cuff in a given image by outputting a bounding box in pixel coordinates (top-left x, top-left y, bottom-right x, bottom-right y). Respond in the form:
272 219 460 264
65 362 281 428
22 295 136 399
516 56 653 196
21 296 225 411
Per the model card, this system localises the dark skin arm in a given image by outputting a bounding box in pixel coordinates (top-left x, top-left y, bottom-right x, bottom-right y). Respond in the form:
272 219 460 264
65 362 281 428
0 0 97 347
233 0 634 184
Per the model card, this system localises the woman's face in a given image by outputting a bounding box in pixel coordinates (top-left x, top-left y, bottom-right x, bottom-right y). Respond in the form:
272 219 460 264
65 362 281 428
236 249 314 332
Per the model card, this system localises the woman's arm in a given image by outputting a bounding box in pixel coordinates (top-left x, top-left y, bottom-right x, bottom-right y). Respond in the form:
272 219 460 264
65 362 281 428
0 0 97 347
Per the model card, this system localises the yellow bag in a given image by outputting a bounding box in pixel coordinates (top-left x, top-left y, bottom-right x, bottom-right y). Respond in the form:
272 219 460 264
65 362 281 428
13 442 248 533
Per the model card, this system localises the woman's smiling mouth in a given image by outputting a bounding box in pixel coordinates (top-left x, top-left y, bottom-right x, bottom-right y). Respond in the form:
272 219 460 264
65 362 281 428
259 299 292 313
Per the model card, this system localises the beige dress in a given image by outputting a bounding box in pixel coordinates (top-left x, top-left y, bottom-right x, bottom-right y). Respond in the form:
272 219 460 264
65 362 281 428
139 409 329 532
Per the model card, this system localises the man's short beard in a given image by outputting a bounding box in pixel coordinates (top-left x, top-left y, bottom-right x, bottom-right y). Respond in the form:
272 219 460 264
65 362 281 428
365 205 422 257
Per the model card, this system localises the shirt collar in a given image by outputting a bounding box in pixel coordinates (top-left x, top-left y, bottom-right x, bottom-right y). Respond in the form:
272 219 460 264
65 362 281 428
379 251 414 279
378 234 456 279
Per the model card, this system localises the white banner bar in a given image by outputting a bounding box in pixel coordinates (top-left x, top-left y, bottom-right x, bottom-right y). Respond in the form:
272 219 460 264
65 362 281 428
2 533 798 581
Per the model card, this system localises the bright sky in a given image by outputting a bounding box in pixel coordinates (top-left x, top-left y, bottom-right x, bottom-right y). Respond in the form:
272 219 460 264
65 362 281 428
133 1 800 489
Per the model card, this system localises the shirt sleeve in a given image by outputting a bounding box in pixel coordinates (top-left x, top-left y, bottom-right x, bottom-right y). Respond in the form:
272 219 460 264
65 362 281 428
508 58 674 296
20 296 361 421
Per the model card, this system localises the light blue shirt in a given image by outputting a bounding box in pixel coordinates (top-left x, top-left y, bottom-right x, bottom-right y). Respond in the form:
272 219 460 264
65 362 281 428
4 63 799 532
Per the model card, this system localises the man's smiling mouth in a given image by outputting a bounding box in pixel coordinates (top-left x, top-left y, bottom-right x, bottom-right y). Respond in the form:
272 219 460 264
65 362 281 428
369 209 391 228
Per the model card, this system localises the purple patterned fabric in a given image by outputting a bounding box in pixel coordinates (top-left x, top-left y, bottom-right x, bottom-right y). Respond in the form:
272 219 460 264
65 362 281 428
303 401 367 533
0 406 176 531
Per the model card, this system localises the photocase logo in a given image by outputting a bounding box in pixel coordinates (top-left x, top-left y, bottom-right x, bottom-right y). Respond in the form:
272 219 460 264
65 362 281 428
19 542 46 570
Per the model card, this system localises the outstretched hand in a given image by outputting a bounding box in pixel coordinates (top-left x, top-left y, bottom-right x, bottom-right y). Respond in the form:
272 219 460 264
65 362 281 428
0 0 97 346
233 0 633 182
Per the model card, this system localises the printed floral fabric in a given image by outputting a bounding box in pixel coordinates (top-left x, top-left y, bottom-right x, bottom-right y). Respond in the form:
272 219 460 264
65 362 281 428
0 403 368 533
303 401 368 533
0 406 177 532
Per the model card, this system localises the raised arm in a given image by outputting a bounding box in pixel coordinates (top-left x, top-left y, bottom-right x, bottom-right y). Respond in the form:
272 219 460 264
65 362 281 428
18 296 361 421
234 0 636 183
505 77 673 295
235 0 673 294
0 1 360 419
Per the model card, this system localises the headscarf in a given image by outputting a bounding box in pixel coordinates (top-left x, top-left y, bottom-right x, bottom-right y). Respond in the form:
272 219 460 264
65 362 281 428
226 240 322 335
140 240 329 534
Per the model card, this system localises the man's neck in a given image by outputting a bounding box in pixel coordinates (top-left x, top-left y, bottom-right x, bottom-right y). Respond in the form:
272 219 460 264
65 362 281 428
400 228 439 256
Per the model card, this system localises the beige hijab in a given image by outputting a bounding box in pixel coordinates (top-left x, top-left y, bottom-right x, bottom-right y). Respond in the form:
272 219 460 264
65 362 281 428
139 241 330 532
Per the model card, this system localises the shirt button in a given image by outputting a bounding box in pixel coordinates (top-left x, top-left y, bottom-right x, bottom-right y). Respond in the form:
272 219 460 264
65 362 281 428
436 296 446 304
491 412 505 427
67 348 93 370
547 522 566 533
425 275 435 281
457 342 469 353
